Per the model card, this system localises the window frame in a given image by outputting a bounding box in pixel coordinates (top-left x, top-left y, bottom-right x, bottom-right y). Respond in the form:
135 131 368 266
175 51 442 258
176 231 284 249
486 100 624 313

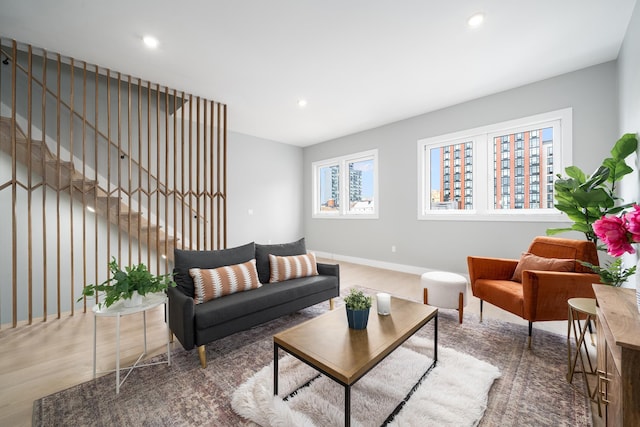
417 108 572 222
312 149 379 219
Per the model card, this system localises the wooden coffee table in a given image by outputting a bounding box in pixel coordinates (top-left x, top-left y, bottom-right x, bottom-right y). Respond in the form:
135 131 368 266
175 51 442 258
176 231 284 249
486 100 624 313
273 296 438 427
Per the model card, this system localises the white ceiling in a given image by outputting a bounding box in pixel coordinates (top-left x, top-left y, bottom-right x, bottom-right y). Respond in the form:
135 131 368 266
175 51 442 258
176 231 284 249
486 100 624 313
0 0 637 146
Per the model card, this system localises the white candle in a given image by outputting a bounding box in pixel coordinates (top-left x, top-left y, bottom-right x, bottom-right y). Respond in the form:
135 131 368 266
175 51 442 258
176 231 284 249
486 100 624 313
376 292 391 315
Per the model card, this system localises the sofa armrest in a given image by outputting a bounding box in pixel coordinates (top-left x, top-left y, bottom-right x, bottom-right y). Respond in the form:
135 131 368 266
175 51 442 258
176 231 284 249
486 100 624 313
317 262 340 283
167 286 196 350
522 270 601 321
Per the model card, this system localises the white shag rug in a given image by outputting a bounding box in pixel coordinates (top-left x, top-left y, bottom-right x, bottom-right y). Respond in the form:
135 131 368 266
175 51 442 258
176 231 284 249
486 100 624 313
232 336 501 427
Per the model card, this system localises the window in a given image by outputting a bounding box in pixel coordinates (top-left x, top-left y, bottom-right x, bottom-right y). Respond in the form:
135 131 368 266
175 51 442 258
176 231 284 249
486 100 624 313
313 149 378 218
417 108 572 221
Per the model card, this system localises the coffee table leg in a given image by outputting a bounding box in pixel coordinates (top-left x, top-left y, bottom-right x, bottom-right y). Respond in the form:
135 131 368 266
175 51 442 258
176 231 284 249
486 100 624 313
345 384 351 427
434 313 438 363
273 343 279 396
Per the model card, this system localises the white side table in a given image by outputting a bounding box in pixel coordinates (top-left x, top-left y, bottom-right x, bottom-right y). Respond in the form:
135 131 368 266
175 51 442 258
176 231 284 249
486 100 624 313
93 292 171 394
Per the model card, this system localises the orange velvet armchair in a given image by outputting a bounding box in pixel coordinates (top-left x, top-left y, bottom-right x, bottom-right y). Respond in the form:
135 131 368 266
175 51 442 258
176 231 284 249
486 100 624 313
467 236 601 347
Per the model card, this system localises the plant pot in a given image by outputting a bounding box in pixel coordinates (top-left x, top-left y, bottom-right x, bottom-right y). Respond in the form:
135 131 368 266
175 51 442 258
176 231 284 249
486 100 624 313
124 291 143 308
346 307 370 330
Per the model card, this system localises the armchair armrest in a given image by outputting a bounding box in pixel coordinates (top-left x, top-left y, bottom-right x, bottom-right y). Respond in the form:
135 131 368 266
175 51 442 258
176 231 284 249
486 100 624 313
467 256 519 282
167 286 196 350
522 270 602 321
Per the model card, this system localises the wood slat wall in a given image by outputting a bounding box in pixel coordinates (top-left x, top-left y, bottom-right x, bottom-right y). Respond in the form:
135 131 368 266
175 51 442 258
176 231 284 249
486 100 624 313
0 37 227 327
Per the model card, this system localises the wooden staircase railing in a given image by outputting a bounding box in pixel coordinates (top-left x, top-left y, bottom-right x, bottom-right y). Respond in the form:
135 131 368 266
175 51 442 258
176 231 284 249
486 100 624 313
0 116 178 261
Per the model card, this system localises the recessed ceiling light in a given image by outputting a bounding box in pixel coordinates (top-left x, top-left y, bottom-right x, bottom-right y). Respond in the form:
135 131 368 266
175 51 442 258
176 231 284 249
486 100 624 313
297 99 308 108
143 35 159 49
467 13 484 28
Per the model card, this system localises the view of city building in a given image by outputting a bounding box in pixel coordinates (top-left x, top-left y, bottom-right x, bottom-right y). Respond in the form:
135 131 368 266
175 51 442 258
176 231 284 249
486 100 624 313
319 165 340 211
430 127 554 210
318 157 375 214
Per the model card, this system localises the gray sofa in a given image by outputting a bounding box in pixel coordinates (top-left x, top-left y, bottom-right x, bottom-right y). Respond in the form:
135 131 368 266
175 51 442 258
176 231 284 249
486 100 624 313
168 238 340 367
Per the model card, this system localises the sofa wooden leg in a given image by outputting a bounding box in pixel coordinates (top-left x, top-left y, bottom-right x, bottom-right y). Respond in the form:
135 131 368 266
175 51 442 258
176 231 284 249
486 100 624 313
458 292 464 324
423 288 428 305
198 345 207 368
169 330 174 343
329 298 335 310
480 300 483 323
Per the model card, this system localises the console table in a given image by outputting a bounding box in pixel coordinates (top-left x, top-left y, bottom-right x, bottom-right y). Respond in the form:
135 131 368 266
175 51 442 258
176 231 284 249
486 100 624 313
594 285 640 426
93 292 171 394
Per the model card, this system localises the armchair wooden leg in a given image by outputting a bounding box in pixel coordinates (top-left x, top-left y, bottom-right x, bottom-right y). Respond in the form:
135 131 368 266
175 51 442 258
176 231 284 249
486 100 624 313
480 300 483 323
198 345 207 368
329 298 335 310
528 322 533 349
458 292 464 324
423 288 428 305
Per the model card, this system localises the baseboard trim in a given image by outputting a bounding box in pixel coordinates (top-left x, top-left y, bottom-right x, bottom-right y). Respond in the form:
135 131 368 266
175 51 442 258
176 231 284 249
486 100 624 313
311 250 438 276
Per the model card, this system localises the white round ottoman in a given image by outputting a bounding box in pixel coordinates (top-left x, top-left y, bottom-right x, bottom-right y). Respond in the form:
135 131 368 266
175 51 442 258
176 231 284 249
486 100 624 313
420 271 468 323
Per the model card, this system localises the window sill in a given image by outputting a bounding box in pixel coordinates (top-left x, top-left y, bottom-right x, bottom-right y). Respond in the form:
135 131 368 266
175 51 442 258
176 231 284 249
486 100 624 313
418 211 567 222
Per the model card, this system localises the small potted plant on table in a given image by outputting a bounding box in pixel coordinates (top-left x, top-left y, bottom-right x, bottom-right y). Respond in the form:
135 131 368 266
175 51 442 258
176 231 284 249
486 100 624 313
79 257 176 308
344 288 372 330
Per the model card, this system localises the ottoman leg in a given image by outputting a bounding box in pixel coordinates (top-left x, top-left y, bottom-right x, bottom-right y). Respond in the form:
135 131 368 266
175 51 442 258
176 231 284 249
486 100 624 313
458 291 464 324
423 288 428 305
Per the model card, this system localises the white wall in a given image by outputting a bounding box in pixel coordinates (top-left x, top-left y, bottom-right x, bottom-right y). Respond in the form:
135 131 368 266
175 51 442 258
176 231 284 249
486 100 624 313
226 131 304 247
618 1 640 288
303 62 620 275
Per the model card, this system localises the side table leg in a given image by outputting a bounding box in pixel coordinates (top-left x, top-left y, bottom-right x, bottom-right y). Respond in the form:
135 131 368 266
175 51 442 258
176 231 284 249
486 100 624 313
143 310 147 355
116 312 121 394
567 306 573 382
93 313 97 379
166 301 171 366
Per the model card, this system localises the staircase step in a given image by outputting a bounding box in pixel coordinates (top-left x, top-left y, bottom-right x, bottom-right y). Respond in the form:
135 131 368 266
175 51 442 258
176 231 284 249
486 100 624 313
72 178 98 193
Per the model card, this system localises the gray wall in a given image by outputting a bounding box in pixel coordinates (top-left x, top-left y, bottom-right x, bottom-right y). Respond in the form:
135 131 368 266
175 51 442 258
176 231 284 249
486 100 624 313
227 131 304 247
303 62 620 275
618 1 640 288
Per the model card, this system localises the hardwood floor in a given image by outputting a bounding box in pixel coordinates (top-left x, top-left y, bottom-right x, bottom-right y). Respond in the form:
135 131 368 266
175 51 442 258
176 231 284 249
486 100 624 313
0 259 601 426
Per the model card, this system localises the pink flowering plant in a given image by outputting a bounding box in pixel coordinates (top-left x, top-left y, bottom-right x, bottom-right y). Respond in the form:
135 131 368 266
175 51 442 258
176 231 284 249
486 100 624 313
580 204 640 286
594 204 640 256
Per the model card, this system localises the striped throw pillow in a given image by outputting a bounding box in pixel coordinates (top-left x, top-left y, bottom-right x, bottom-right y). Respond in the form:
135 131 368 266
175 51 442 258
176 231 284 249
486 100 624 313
190 259 261 304
268 252 318 283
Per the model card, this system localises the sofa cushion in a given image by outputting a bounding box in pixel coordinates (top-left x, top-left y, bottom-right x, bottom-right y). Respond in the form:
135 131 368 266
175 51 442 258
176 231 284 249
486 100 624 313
190 259 261 304
194 274 338 330
511 252 575 283
255 238 306 284
269 252 318 283
174 242 256 298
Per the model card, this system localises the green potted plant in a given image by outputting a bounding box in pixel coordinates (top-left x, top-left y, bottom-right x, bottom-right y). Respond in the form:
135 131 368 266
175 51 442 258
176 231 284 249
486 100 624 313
547 133 638 246
580 258 637 287
343 288 372 330
79 257 176 308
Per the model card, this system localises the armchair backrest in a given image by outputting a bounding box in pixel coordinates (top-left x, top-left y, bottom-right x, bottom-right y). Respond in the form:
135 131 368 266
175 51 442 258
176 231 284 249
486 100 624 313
527 236 599 273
